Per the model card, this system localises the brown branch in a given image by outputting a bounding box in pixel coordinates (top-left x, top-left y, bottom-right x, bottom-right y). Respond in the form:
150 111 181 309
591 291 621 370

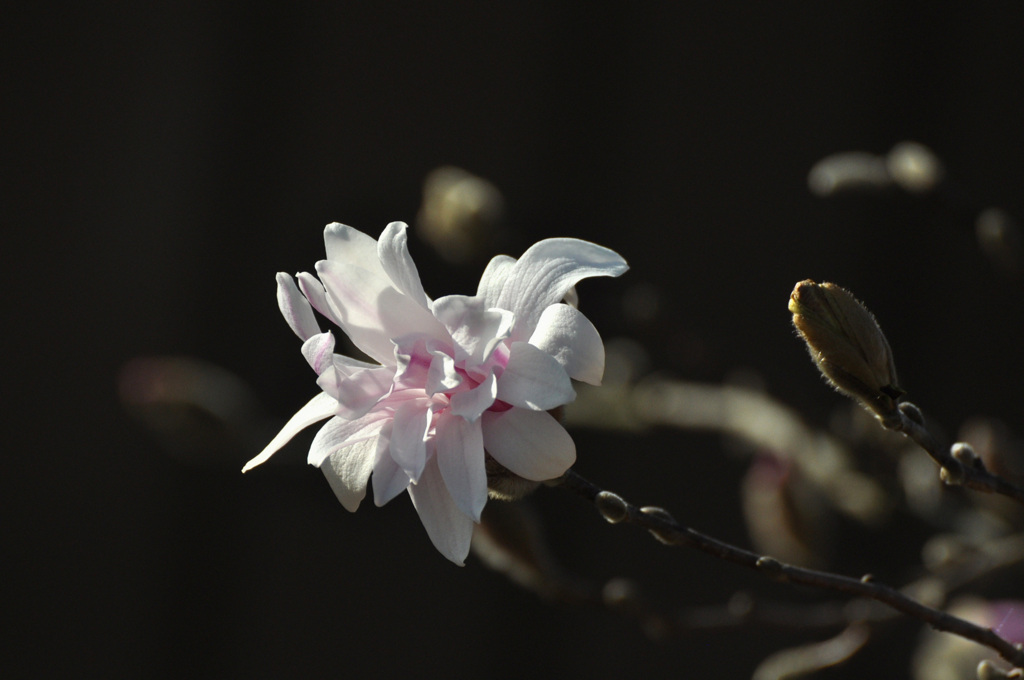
554 468 1024 670
895 403 1024 506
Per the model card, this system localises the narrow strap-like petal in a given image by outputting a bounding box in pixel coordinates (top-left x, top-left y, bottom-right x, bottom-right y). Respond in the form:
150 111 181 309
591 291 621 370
307 411 390 467
495 341 576 410
495 238 627 342
316 260 450 365
449 373 497 422
434 413 487 522
241 392 337 471
371 421 411 506
296 272 340 326
323 222 386 278
277 273 320 341
481 408 576 481
476 254 516 307
317 363 393 419
408 455 475 565
388 401 431 482
432 295 513 367
377 221 430 308
528 303 606 385
321 443 376 512
300 331 335 375
314 414 388 511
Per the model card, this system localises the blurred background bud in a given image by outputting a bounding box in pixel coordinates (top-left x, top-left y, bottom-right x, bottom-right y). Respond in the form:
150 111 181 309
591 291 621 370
118 356 263 465
975 208 1024 280
789 280 903 427
886 141 944 194
471 499 586 602
912 597 1024 680
741 452 832 568
416 165 506 264
808 151 891 197
807 141 943 197
957 418 1024 523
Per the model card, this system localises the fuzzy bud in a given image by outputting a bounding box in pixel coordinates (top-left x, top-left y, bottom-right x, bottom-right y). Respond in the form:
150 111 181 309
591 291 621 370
790 280 904 428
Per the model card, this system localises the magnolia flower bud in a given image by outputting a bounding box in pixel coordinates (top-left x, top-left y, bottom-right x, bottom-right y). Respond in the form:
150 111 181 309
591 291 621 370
789 280 904 428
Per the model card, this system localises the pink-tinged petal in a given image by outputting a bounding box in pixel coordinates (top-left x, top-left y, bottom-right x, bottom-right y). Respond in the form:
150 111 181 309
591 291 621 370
434 413 487 521
317 364 393 419
277 273 320 340
496 341 576 410
306 412 389 467
393 334 439 389
377 221 430 308
476 254 517 307
371 421 410 506
388 401 431 482
495 238 628 341
432 295 513 367
426 349 461 395
323 222 386 278
301 331 335 375
408 455 475 565
528 303 606 385
241 392 338 472
296 271 340 326
333 354 383 372
317 260 450 365
481 408 576 481
313 415 388 511
449 373 497 422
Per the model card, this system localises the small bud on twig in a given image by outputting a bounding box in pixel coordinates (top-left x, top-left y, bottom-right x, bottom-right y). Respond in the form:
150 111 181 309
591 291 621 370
640 506 678 545
790 280 904 428
900 402 925 426
952 442 981 468
596 491 629 523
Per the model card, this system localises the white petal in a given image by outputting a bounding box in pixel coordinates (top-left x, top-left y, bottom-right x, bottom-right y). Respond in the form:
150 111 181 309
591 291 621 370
296 271 341 326
495 238 628 341
371 421 411 506
393 334 448 390
426 349 462 395
317 363 393 419
314 414 388 511
242 392 337 471
432 295 513 367
300 332 335 375
322 447 374 512
434 414 487 521
496 341 576 410
408 455 475 565
476 254 517 307
323 222 387 278
277 273 320 341
388 401 431 482
481 408 576 481
377 221 430 308
316 260 449 365
307 412 389 467
528 303 606 385
449 373 497 422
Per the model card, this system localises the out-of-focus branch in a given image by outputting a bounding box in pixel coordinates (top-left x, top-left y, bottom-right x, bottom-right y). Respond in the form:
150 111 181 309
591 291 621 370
554 469 1024 671
566 378 890 525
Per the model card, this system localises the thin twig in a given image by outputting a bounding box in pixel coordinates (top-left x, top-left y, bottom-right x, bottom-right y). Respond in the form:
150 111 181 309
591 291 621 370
554 468 1024 670
896 403 1024 506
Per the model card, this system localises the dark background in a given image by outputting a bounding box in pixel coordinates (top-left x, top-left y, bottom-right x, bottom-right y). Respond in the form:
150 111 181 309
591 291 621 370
7 2 1024 678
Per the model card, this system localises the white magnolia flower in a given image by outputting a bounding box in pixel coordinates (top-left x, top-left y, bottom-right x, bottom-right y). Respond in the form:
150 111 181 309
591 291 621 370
244 221 627 564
